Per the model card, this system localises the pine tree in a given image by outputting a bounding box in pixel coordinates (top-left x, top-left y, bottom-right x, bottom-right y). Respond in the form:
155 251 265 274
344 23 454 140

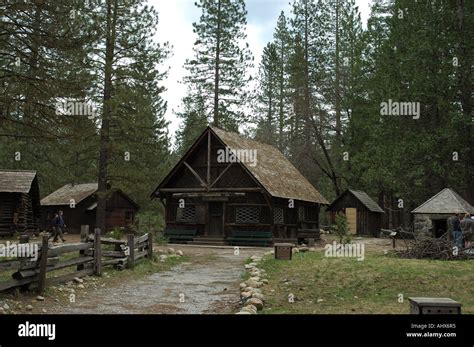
175 86 208 155
93 0 171 228
273 11 291 150
183 0 253 130
0 0 99 192
254 43 279 146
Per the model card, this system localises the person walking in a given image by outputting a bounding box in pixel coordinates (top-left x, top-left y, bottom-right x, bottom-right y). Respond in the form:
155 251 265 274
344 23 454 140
48 213 58 241
452 212 463 249
52 210 67 243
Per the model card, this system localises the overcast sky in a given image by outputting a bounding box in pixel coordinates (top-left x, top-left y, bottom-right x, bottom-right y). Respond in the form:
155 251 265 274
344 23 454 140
149 0 372 139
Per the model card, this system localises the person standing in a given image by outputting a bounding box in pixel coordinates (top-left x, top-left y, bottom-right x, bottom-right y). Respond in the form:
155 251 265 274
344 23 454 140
452 212 463 249
461 213 473 248
53 210 67 243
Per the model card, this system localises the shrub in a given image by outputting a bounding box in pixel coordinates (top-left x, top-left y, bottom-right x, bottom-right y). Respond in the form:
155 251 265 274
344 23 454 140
331 212 351 244
132 211 165 237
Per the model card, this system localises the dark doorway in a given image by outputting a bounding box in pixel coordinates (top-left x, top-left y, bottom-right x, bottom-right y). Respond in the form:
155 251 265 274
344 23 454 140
433 219 447 238
208 202 223 236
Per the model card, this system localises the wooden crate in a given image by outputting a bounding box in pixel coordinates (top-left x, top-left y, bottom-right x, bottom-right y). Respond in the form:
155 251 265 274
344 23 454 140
274 243 293 260
408 297 462 314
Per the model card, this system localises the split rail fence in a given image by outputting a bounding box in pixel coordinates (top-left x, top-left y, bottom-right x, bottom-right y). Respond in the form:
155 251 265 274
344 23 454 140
0 225 153 294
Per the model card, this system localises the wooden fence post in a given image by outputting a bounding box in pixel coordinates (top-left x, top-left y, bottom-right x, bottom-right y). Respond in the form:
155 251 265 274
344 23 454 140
94 228 102 276
147 233 153 259
37 235 49 294
77 225 89 270
80 225 89 242
127 234 135 269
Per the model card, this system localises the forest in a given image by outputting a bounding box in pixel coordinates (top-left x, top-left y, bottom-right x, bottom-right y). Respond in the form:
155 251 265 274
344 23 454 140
1 0 472 230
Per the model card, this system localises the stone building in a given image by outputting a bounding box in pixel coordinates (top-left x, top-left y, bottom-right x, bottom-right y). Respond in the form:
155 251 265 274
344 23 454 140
411 188 474 238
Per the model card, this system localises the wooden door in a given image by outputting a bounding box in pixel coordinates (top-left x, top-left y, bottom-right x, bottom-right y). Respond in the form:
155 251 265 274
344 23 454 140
346 208 357 235
208 202 223 236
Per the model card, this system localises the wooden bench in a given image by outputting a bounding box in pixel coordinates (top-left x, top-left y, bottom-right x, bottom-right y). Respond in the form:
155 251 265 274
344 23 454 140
163 228 197 243
228 231 273 247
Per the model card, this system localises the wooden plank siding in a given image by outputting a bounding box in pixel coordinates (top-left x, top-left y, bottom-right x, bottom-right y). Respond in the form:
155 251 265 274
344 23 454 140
154 127 328 245
40 190 138 233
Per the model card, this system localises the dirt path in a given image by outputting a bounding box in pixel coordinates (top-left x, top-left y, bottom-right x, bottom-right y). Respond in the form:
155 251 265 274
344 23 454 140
46 246 267 314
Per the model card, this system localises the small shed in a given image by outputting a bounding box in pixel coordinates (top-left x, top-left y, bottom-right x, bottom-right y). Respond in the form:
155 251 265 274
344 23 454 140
152 126 329 245
0 170 41 236
40 183 139 233
411 188 474 238
326 189 385 237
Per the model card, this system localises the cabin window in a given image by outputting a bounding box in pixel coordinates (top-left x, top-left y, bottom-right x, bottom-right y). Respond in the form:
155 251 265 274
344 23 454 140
273 207 284 224
298 206 305 221
177 206 196 223
236 207 260 224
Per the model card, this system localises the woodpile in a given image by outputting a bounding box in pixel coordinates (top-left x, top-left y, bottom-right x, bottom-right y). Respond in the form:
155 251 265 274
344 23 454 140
393 231 474 260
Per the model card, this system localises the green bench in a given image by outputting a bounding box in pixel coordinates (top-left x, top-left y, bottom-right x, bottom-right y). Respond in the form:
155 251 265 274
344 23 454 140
163 228 197 243
228 230 273 247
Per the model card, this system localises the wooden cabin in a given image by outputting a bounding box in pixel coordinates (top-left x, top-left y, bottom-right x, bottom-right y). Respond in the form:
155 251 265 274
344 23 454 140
0 170 41 236
40 183 139 233
412 188 474 238
151 126 329 246
326 189 384 237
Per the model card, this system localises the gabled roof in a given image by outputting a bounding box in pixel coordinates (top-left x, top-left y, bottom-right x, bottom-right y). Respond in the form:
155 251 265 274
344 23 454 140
41 183 139 209
411 188 474 214
326 189 385 213
41 183 98 206
154 126 328 204
211 127 328 204
0 170 37 193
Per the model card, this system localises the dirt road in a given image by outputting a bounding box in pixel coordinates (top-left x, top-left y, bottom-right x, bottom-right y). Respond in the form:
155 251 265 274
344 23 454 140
46 245 267 314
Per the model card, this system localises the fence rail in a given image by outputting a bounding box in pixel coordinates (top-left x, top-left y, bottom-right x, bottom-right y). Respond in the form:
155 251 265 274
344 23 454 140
0 226 153 294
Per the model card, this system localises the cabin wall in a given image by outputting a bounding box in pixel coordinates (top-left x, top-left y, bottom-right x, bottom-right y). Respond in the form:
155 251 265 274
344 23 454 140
0 192 40 235
163 192 321 241
327 194 382 236
41 191 138 233
158 130 323 243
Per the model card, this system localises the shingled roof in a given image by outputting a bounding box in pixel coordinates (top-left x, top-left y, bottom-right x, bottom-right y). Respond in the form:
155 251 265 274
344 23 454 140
0 170 37 193
211 127 328 204
154 127 328 204
41 183 98 206
326 189 385 213
411 188 474 214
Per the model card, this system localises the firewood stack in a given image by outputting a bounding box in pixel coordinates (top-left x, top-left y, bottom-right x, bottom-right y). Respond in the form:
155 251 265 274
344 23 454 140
394 232 474 260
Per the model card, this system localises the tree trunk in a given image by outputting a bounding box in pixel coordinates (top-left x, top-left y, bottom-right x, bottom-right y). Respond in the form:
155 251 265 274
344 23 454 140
334 0 341 141
212 0 222 127
96 0 118 232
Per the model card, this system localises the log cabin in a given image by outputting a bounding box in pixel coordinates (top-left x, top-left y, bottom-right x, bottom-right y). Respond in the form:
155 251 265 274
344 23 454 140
40 183 139 233
152 126 329 246
0 170 41 236
326 189 385 237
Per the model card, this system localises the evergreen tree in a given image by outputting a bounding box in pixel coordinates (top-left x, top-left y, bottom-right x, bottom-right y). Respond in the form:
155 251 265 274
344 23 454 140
183 0 253 131
254 43 279 146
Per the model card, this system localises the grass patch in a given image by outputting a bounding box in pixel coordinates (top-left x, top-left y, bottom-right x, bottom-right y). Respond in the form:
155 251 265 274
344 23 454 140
259 250 474 314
